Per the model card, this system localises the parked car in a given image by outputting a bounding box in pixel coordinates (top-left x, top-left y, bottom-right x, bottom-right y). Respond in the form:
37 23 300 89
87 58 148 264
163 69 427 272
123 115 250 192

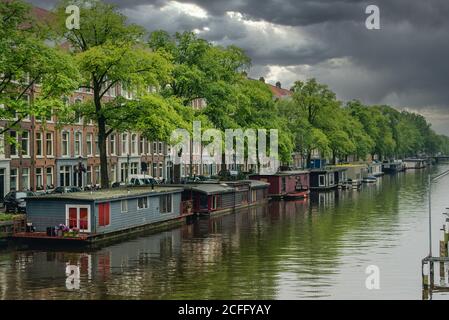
129 175 159 187
50 186 82 194
4 191 36 213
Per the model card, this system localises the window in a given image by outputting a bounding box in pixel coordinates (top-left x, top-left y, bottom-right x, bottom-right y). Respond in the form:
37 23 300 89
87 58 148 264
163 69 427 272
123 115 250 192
329 173 335 185
211 195 221 210
67 205 91 232
160 195 172 214
74 132 82 156
46 167 54 188
98 203 110 227
109 134 116 155
152 163 157 178
121 200 128 213
10 131 17 156
36 132 43 156
35 168 43 190
131 134 137 155
21 168 30 190
139 136 145 154
111 164 117 183
46 132 53 156
137 197 148 210
21 131 29 156
86 133 93 156
153 142 157 155
120 163 128 183
95 135 99 155
319 174 326 187
61 131 70 157
94 166 100 185
122 133 128 155
86 166 92 185
60 166 71 187
130 162 138 175
159 162 163 178
10 169 17 190
0 130 4 159
159 142 163 155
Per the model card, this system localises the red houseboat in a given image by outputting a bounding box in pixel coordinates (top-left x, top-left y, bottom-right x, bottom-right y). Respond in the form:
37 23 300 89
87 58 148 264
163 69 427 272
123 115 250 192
249 171 310 200
180 180 269 216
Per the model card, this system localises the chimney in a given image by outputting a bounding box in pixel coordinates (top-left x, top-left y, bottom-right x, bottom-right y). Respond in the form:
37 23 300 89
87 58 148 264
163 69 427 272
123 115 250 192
259 77 265 83
276 81 281 89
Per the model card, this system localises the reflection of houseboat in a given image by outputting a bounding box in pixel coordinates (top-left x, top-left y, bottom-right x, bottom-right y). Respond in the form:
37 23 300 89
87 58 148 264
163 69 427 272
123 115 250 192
309 169 341 190
14 187 189 245
179 180 269 216
249 171 310 200
404 158 427 169
382 160 406 174
368 162 384 177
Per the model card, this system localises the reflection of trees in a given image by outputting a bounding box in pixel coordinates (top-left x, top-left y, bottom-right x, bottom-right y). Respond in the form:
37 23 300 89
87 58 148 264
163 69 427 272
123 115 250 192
0 170 435 299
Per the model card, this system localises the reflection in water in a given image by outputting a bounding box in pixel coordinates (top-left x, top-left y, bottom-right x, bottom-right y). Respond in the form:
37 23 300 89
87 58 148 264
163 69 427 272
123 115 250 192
1 165 449 299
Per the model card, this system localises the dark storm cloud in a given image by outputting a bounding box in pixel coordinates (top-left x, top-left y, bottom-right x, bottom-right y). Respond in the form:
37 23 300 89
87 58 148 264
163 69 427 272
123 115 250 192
27 0 449 134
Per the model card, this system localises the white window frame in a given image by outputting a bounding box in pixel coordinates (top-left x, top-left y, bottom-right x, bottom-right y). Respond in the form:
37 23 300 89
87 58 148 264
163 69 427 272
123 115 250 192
65 205 91 233
46 132 54 157
86 133 93 156
137 197 148 210
61 131 70 157
74 131 82 156
319 174 326 187
121 200 128 213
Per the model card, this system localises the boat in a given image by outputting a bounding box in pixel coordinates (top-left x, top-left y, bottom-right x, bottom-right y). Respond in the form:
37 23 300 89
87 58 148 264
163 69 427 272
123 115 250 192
362 176 377 183
284 190 310 200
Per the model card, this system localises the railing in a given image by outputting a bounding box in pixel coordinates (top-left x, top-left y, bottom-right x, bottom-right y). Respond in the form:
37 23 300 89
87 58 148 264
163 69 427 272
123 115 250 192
18 216 90 237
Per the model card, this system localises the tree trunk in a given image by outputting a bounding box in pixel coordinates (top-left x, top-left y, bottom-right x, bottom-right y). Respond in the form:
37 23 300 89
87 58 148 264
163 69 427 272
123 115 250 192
94 84 110 189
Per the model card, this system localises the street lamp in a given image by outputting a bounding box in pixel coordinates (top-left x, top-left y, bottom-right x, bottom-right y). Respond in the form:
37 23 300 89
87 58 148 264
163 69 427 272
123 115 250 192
428 168 449 257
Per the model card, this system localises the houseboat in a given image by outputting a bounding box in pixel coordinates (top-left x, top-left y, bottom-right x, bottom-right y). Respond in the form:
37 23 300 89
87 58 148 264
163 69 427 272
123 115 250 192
179 180 269 216
368 162 384 177
404 158 427 169
13 186 190 245
309 169 342 190
331 164 367 189
382 160 406 174
249 171 310 200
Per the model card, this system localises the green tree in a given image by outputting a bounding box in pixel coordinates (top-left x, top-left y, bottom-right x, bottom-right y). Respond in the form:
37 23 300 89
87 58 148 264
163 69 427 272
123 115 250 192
0 0 79 135
53 0 174 187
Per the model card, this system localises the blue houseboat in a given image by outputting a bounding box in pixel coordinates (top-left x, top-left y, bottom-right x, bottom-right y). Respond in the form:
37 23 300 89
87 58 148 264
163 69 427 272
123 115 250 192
13 187 190 245
309 169 341 190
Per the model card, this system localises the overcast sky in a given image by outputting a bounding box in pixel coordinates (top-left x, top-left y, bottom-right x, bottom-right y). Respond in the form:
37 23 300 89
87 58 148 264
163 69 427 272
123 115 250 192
29 0 449 135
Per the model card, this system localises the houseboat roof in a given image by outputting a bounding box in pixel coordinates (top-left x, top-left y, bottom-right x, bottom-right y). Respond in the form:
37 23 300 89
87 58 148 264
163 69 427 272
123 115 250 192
182 183 236 195
404 158 427 162
247 180 270 189
250 170 309 177
310 168 347 173
26 186 184 202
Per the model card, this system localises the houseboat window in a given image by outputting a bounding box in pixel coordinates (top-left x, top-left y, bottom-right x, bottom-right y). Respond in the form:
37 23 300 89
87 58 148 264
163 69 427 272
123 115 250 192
137 197 148 210
121 200 128 213
98 203 110 227
281 177 286 192
319 174 326 187
160 195 172 214
211 195 221 210
66 205 91 232
329 173 335 185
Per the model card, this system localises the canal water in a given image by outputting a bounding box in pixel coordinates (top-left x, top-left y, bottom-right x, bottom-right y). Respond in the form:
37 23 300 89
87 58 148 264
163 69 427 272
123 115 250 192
1 164 449 300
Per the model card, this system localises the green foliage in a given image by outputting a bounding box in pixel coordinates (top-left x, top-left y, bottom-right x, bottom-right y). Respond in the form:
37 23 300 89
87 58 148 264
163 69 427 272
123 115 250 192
0 0 80 134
